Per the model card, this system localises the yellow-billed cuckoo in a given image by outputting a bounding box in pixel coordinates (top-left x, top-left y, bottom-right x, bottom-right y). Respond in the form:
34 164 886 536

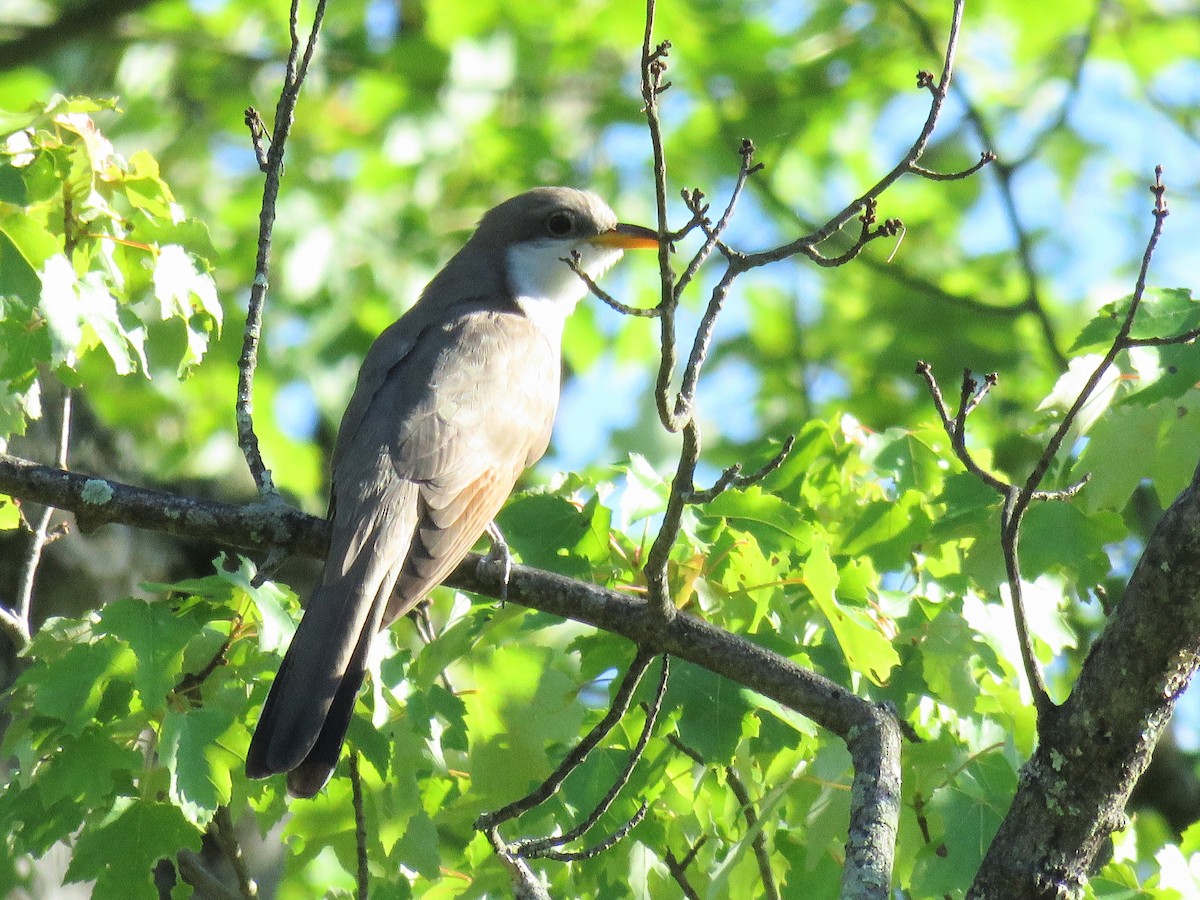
245 187 658 797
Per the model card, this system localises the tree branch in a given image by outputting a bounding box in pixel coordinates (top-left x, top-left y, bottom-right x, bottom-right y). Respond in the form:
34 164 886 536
211 807 256 900
478 649 659 832
738 0 967 269
235 0 329 498
4 384 72 646
517 658 668 860
349 753 369 900
969 458 1200 896
0 451 902 898
726 765 780 900
639 4 682 434
0 455 327 559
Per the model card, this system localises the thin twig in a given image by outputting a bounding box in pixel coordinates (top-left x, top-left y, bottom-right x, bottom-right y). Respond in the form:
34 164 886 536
1000 487 1052 717
676 266 741 421
667 732 705 766
407 601 456 694
645 421 700 617
910 151 997 182
639 2 681 435
477 648 658 831
794 198 903 268
9 383 71 645
667 200 710 244
244 108 269 172
915 364 1086 503
739 0 967 269
349 752 369 900
564 253 661 317
1006 168 1171 721
668 733 779 897
212 807 256 899
1013 170 1170 520
689 435 796 504
516 656 669 858
664 845 705 900
1126 327 1200 347
531 801 650 862
673 141 760 299
172 625 237 703
235 0 329 498
177 850 242 900
726 767 780 900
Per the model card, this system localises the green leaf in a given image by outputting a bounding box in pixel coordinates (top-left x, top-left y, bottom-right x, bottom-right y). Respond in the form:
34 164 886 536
245 579 299 656
394 809 441 881
0 199 60 269
1071 288 1200 353
1021 503 1123 586
664 659 753 765
704 523 786 631
65 799 203 899
1077 402 1180 513
619 452 670 524
0 493 19 529
159 705 238 826
919 610 985 716
1123 342 1200 405
702 485 815 555
909 752 1015 896
151 244 221 375
17 637 132 734
1036 353 1121 436
35 729 140 812
38 254 84 366
804 541 899 685
98 597 194 712
0 374 42 447
496 492 593 575
866 426 948 494
839 490 932 571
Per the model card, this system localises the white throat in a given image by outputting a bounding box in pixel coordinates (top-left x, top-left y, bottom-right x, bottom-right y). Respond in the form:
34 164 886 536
506 239 624 342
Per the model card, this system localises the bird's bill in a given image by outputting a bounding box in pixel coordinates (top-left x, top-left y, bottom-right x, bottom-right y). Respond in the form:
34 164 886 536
592 222 660 250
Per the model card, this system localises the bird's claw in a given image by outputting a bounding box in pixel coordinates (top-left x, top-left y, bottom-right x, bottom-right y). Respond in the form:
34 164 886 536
484 521 512 604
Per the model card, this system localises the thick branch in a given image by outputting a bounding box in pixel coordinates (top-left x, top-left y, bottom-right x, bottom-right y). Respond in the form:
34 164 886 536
0 455 327 559
0 452 901 898
969 460 1200 897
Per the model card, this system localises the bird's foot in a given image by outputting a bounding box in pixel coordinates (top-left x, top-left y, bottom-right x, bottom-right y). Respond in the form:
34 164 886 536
484 521 512 604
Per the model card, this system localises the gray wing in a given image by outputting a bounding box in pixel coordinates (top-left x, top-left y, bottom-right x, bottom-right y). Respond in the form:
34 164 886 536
247 301 560 796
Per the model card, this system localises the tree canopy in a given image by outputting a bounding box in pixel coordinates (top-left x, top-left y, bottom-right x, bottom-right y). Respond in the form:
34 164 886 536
2 0 1200 897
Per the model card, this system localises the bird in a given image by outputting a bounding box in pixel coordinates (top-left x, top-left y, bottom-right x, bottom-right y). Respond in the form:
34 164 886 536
245 187 658 797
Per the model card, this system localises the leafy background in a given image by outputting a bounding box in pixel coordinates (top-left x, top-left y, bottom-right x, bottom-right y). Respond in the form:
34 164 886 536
2 0 1200 897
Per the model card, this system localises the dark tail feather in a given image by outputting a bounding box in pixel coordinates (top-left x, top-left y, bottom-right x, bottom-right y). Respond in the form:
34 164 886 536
245 569 387 790
244 648 296 780
285 610 376 797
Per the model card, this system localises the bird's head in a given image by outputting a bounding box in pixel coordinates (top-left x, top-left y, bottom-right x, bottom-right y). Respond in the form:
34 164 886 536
479 187 658 334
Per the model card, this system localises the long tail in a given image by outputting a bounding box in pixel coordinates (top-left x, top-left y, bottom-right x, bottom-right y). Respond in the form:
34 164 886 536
246 514 404 797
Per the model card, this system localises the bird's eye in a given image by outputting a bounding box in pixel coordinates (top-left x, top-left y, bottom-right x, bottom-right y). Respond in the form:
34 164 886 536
545 211 574 237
